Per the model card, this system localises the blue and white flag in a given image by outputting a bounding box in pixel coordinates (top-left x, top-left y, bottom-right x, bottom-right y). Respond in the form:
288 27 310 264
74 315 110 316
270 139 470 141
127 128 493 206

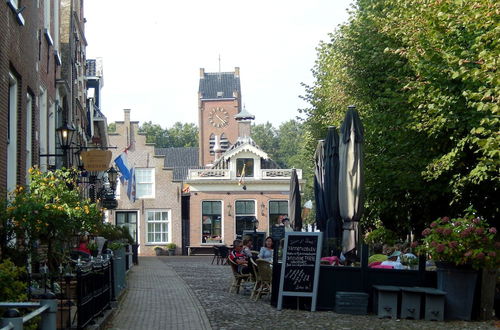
127 167 137 203
114 152 131 181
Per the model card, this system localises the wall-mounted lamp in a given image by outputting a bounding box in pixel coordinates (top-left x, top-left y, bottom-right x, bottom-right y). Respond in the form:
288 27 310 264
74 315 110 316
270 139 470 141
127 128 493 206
260 202 266 216
227 202 232 217
107 166 118 191
56 122 76 150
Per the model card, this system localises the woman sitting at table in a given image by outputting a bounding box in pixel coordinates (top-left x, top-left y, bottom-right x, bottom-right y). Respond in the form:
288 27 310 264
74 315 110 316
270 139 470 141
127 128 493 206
258 236 274 262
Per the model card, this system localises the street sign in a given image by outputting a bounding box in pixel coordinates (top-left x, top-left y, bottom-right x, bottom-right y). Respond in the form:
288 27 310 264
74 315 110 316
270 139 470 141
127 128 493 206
81 150 112 171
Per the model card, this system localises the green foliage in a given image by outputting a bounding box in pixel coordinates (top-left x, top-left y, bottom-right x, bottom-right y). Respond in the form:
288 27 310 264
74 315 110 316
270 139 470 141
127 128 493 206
107 122 116 133
139 121 198 148
364 227 398 246
3 167 104 269
108 241 124 251
301 0 499 236
95 222 124 241
0 259 27 301
166 243 176 249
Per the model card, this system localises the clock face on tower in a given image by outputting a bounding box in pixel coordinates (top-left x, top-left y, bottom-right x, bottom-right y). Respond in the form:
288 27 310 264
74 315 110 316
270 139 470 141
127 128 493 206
208 107 230 128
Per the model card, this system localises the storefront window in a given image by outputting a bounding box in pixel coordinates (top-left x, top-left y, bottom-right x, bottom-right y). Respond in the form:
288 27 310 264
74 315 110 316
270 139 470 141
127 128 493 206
202 201 222 243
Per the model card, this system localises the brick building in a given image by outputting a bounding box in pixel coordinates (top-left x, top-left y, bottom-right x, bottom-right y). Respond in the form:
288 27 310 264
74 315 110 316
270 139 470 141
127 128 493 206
107 110 183 256
1 0 109 197
182 68 302 254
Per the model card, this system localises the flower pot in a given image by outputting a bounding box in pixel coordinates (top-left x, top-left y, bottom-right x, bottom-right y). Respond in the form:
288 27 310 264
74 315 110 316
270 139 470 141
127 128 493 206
436 262 478 320
154 249 163 256
168 249 175 256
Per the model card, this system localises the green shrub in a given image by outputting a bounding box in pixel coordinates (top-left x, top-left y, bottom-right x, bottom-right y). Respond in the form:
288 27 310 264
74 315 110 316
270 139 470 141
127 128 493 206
0 259 27 301
364 227 398 246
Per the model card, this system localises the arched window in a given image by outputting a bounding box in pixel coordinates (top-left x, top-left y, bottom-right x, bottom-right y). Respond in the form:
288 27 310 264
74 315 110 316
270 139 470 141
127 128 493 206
220 133 229 152
209 133 215 155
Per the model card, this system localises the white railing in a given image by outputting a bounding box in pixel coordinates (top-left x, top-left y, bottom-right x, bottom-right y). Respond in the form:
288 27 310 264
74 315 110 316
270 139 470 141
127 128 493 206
187 168 302 180
188 169 231 180
261 168 302 180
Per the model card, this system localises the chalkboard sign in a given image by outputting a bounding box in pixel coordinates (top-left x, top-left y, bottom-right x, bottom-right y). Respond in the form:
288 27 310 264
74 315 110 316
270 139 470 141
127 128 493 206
271 226 285 241
277 232 322 312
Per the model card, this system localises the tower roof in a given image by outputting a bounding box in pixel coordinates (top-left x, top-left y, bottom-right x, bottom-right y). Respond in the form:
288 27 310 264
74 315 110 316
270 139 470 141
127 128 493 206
234 105 255 120
199 68 241 101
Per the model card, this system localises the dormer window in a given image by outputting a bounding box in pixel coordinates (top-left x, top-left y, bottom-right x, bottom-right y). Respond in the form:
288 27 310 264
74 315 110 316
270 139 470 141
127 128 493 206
236 158 254 178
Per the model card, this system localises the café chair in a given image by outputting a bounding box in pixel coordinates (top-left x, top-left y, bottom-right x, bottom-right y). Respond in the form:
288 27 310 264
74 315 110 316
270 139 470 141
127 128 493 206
228 257 251 294
254 259 272 300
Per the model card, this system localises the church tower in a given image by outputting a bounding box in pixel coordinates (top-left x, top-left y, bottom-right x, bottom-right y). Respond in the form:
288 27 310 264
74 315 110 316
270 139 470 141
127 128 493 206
198 67 241 166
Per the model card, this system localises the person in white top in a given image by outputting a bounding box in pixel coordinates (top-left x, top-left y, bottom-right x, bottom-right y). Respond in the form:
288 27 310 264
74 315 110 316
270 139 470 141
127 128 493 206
380 251 405 269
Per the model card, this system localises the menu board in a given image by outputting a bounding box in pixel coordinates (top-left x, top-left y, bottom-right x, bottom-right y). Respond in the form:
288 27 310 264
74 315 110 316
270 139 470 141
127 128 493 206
277 232 322 312
271 225 285 241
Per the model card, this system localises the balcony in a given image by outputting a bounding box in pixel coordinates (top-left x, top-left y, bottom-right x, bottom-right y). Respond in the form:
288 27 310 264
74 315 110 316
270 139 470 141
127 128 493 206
187 168 302 180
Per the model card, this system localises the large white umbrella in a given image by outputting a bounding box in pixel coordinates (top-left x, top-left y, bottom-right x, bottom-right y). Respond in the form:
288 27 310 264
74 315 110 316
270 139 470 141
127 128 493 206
339 106 364 258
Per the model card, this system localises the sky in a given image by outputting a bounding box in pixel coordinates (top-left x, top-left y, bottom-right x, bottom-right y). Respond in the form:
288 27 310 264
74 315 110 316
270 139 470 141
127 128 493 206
84 0 353 128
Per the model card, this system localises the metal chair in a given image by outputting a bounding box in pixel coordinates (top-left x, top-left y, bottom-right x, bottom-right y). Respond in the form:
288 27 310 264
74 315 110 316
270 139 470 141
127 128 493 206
218 245 229 265
211 246 220 265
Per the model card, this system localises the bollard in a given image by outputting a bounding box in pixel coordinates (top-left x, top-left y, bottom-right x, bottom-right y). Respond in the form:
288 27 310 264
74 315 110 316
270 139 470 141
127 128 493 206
40 292 57 330
1 309 23 330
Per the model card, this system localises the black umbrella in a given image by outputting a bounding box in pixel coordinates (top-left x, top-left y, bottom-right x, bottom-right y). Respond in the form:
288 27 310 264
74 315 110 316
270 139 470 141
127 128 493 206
313 140 327 232
289 168 302 231
323 126 343 250
338 106 364 258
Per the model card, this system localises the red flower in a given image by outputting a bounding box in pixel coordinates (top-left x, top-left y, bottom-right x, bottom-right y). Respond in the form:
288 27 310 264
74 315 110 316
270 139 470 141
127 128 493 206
430 222 437 228
431 241 438 247
489 227 497 234
473 217 481 224
464 251 473 257
443 228 452 235
441 216 450 223
488 252 496 257
448 241 458 248
475 228 484 235
476 252 485 259
436 227 443 234
436 244 446 253
422 228 431 236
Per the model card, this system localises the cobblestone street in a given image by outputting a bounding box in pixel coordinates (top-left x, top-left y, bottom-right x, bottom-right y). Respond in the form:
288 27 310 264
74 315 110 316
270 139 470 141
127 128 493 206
108 256 497 329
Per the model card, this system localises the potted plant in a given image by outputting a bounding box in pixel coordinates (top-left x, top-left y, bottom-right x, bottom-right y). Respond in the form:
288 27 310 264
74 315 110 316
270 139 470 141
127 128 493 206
415 209 498 320
166 243 176 256
153 246 165 256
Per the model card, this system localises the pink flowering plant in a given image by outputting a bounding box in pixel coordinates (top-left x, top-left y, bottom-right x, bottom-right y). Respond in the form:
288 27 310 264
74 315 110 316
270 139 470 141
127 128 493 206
415 209 499 270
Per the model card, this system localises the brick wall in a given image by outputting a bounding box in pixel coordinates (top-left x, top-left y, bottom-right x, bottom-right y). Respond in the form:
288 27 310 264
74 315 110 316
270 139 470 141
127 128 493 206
0 2 39 194
189 191 289 247
107 110 183 256
199 99 240 166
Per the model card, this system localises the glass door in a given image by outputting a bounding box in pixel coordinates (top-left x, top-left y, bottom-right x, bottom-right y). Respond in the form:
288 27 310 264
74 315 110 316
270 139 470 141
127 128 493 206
116 211 138 243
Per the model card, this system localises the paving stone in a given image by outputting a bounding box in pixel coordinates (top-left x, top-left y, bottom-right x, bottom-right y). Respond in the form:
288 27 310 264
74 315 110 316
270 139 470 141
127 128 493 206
109 256 496 329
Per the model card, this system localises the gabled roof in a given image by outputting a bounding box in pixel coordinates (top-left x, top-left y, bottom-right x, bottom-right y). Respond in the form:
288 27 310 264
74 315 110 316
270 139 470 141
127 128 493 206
199 71 240 100
212 137 279 169
155 147 200 181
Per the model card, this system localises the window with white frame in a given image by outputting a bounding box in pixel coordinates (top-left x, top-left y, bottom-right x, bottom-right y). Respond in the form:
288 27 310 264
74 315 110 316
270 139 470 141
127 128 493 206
135 168 155 198
235 200 256 236
269 200 288 227
7 73 18 193
201 201 222 243
146 210 170 244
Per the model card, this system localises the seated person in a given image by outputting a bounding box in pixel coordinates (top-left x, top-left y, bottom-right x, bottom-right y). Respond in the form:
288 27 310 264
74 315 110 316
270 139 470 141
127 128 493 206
242 238 254 259
368 243 388 264
282 217 293 232
229 239 250 274
258 236 274 262
380 251 405 269
75 236 91 255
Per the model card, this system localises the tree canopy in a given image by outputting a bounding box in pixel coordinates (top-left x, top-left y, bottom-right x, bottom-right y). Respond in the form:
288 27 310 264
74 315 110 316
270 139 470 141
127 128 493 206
301 0 499 235
138 122 198 148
